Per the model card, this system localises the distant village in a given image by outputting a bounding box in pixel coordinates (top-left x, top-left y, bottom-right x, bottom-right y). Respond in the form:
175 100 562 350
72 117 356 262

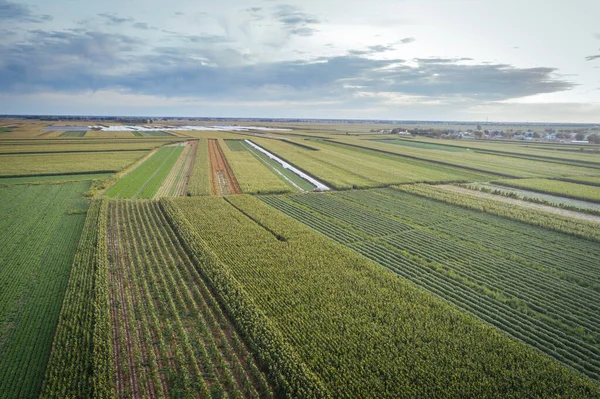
377 126 600 144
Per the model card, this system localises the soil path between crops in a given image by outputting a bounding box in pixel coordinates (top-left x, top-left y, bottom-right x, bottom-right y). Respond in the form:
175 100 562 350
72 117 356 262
441 185 600 223
208 139 241 195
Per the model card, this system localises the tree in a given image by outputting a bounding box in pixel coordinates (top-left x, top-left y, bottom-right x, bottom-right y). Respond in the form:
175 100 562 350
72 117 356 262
587 134 600 144
575 132 586 141
477 124 482 131
532 132 540 138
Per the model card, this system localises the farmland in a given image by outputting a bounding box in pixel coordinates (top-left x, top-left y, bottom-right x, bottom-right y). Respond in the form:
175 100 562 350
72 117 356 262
106 200 273 398
254 137 494 189
463 182 600 214
186 138 211 196
261 188 600 382
170 195 599 397
339 137 600 178
0 182 90 399
0 151 148 176
1 118 600 398
103 145 184 199
222 139 292 194
208 139 241 195
495 178 600 203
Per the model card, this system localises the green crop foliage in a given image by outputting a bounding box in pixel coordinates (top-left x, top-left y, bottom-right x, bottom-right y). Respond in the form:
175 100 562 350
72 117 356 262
100 199 276 398
0 182 90 399
59 131 87 137
41 200 104 399
187 138 211 196
170 195 600 398
396 184 600 242
255 138 495 190
103 146 183 199
0 151 148 177
342 137 600 178
558 175 600 187
400 137 600 168
222 139 295 194
495 178 600 203
264 188 600 385
0 173 112 186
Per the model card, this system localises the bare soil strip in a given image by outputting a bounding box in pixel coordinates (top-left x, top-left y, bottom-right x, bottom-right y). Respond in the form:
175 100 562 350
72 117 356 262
208 139 241 195
442 185 600 223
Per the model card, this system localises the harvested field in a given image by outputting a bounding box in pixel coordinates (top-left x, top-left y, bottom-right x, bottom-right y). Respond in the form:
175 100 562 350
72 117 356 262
208 139 241 195
155 141 197 197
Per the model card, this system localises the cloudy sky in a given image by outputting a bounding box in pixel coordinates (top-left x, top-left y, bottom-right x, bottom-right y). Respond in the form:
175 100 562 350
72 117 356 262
1 0 599 122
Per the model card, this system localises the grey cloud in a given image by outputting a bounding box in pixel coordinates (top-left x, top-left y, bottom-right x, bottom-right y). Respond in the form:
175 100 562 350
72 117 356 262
399 37 415 44
0 31 574 105
133 22 151 30
185 34 233 44
98 13 134 25
273 4 320 37
594 33 600 40
0 0 52 23
585 54 600 61
348 44 395 56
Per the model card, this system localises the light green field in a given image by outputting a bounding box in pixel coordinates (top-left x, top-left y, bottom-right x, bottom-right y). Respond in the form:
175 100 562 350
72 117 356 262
255 138 495 189
103 146 183 199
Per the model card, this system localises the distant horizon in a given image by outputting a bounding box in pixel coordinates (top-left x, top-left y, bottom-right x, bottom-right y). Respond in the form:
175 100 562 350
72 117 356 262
2 114 599 126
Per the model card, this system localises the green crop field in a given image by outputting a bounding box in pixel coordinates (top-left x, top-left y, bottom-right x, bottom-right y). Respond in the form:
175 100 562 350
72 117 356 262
255 138 494 189
0 182 90 399
370 138 467 152
131 130 174 137
103 146 183 199
340 137 600 178
187 138 211 196
262 189 600 383
59 131 87 137
0 151 148 176
169 195 599 397
0 173 112 186
391 137 600 167
220 139 293 194
2 119 600 398
495 178 600 203
558 175 600 187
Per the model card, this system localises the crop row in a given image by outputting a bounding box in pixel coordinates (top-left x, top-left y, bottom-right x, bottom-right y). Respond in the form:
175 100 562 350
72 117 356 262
263 189 600 383
41 200 103 398
253 137 493 190
103 146 183 199
0 151 147 177
396 184 600 242
172 194 600 398
494 178 600 203
221 139 292 195
0 182 90 399
186 138 211 196
106 199 274 398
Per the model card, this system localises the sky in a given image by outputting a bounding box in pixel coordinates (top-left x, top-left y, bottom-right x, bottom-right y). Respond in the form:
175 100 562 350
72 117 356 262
1 0 599 122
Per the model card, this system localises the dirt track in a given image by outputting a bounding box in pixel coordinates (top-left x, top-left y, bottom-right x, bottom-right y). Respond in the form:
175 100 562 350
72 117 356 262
208 139 241 195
